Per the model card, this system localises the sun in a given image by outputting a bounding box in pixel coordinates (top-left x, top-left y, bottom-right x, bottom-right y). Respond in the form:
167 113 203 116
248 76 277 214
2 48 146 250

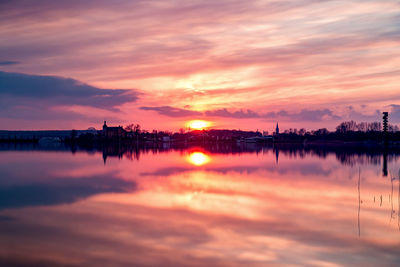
187 120 210 130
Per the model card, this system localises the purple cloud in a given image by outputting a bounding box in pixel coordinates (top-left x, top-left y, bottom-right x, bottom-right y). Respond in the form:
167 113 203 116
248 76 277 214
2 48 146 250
205 108 260 118
0 71 139 121
140 106 202 117
205 108 341 121
0 61 19 65
390 104 400 122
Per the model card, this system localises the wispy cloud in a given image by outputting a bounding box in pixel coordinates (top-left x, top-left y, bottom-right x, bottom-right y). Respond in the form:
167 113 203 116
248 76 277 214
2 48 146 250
0 0 399 129
0 71 139 122
389 104 400 122
0 61 19 65
0 71 138 109
141 106 341 121
140 106 202 117
205 109 261 119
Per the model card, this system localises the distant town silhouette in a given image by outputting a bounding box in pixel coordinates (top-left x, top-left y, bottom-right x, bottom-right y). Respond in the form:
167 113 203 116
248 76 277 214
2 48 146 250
1 112 399 148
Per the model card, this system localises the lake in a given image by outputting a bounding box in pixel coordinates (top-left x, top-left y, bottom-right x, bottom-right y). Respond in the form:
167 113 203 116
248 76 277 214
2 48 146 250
0 143 399 266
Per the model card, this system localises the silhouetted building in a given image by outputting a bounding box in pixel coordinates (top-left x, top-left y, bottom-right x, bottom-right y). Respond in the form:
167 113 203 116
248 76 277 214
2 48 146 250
275 122 280 135
102 121 126 139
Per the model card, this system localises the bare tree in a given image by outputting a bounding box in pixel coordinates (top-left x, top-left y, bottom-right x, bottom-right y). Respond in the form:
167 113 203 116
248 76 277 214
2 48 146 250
125 124 134 132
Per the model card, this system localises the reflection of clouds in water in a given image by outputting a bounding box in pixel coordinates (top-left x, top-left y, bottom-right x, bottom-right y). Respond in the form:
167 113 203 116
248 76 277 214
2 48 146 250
0 152 134 210
141 162 333 178
0 215 15 221
2 197 400 267
1 149 400 266
0 173 136 210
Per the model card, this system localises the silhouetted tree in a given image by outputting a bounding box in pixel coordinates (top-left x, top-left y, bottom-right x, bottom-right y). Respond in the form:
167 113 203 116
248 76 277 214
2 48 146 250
71 129 77 139
336 121 357 133
314 128 329 135
389 124 399 132
134 124 141 134
125 124 134 132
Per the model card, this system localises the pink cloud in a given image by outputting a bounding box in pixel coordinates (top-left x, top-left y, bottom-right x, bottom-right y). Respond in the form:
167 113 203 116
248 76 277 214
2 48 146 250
0 0 399 130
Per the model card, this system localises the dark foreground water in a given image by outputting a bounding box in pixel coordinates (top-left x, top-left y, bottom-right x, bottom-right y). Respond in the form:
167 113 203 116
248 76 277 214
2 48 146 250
0 143 400 266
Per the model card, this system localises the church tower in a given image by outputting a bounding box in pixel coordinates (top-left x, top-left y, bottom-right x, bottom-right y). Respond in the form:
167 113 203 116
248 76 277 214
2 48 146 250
275 122 279 135
103 121 107 136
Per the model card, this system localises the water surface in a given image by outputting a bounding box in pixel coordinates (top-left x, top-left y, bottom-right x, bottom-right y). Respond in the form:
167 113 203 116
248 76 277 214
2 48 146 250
0 144 399 266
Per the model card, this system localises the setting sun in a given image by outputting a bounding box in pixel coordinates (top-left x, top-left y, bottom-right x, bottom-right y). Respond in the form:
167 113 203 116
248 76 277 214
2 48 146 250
187 120 211 130
187 152 211 166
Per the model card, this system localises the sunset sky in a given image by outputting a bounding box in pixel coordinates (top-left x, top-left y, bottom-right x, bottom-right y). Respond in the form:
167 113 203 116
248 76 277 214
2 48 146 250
1 0 399 131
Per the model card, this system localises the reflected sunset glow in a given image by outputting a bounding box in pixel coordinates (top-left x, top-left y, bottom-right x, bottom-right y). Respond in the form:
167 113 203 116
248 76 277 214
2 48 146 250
1 0 400 266
187 152 211 166
1 146 400 266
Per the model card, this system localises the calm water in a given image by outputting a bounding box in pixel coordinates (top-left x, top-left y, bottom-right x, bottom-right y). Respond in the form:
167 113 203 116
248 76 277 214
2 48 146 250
0 144 400 266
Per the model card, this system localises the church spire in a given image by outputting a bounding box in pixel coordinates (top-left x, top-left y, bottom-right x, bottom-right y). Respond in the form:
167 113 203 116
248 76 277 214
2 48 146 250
276 122 279 135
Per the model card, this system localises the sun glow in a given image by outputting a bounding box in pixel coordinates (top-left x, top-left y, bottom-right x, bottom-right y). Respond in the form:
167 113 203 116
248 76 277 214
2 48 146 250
187 120 210 130
187 152 211 166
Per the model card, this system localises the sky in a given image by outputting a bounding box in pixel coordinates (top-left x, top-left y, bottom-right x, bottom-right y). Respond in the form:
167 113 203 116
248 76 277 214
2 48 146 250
0 0 399 131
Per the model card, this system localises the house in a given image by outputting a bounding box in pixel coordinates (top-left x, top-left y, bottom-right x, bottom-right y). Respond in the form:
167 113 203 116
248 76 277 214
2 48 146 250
102 121 126 138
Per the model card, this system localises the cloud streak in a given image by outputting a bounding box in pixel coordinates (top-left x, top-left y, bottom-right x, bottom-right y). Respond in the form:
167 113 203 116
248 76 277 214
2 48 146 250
0 71 139 123
0 71 138 110
0 0 399 129
0 61 18 65
140 106 202 117
141 106 341 121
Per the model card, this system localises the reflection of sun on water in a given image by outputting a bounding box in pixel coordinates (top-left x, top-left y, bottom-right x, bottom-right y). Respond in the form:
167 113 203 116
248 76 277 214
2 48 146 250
187 152 210 166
